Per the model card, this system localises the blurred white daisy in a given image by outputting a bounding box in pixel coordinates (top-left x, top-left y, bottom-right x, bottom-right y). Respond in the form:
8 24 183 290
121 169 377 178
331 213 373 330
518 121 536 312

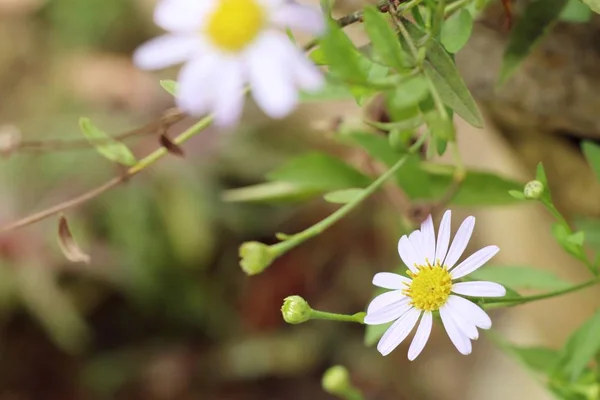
365 210 505 360
133 0 325 126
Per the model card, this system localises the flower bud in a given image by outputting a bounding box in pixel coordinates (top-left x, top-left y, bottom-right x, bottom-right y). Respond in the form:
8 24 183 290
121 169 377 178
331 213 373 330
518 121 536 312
239 241 275 275
322 365 351 396
281 295 311 324
523 180 544 200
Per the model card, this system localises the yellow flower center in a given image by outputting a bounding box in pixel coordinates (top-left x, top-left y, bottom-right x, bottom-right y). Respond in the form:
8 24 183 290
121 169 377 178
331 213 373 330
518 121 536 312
205 0 266 52
404 264 452 311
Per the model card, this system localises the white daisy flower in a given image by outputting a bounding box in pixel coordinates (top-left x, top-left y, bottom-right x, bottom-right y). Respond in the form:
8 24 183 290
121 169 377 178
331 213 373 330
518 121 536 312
364 210 505 360
133 0 325 126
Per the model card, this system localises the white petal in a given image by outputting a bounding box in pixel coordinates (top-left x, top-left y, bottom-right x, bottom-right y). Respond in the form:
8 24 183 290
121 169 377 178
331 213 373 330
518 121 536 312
372 272 411 290
289 50 324 92
271 3 325 35
446 295 492 329
398 235 419 273
420 215 436 265
377 308 421 356
440 305 472 355
450 245 500 279
435 210 451 265
212 58 246 126
444 216 475 269
408 231 424 262
364 297 412 325
176 55 219 116
247 31 297 118
452 281 507 298
154 0 213 33
446 304 478 340
133 34 201 70
407 311 432 361
366 290 406 314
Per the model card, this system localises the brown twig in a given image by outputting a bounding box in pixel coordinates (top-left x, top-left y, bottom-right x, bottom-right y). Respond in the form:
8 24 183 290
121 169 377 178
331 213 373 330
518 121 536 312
7 108 185 154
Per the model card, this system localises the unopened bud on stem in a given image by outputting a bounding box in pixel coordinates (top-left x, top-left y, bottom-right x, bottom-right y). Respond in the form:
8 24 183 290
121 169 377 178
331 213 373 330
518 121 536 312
239 241 276 275
281 295 312 324
524 180 544 200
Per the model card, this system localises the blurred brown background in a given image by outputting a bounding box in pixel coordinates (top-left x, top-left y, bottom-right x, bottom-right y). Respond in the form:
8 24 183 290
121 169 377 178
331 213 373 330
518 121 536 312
1 1 600 399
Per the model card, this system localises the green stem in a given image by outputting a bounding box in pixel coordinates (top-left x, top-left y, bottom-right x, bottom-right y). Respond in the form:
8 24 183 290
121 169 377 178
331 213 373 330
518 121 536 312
484 275 600 308
128 115 214 175
444 0 474 15
341 388 365 400
426 74 450 121
310 310 365 323
271 136 426 258
395 17 420 61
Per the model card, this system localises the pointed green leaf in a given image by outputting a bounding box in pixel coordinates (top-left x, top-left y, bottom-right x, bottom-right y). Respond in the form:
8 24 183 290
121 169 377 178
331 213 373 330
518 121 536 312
423 55 483 128
321 18 368 82
470 266 571 291
160 80 177 96
267 152 371 190
363 6 408 70
560 310 600 381
79 118 137 166
581 0 600 13
499 0 569 85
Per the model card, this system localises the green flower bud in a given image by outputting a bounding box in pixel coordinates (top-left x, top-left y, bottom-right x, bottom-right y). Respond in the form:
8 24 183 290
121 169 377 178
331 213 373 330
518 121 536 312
322 365 351 396
524 180 544 200
281 295 312 324
239 241 275 275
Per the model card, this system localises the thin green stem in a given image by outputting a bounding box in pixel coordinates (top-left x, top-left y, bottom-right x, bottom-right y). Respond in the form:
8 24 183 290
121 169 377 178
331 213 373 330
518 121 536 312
484 275 600 308
395 17 420 61
271 136 426 257
445 0 474 15
128 115 214 175
426 75 449 120
310 310 364 323
341 388 366 400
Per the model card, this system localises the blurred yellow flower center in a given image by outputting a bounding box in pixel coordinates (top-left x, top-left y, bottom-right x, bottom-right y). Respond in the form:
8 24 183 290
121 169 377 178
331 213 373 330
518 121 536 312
206 0 266 51
404 265 452 311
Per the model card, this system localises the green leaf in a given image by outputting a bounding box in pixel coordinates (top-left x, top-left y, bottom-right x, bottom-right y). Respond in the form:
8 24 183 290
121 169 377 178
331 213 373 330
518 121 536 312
581 141 600 183
309 46 327 65
499 0 569 85
561 311 600 381
344 132 431 198
385 75 430 110
581 0 600 13
321 18 368 82
423 111 455 141
351 62 389 105
267 152 371 191
552 224 586 260
512 346 561 375
402 22 482 127
422 163 524 206
79 117 137 166
299 79 354 102
420 36 483 127
363 6 407 70
160 80 177 96
441 9 474 53
469 266 571 291
323 188 363 204
508 190 526 200
560 0 593 22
